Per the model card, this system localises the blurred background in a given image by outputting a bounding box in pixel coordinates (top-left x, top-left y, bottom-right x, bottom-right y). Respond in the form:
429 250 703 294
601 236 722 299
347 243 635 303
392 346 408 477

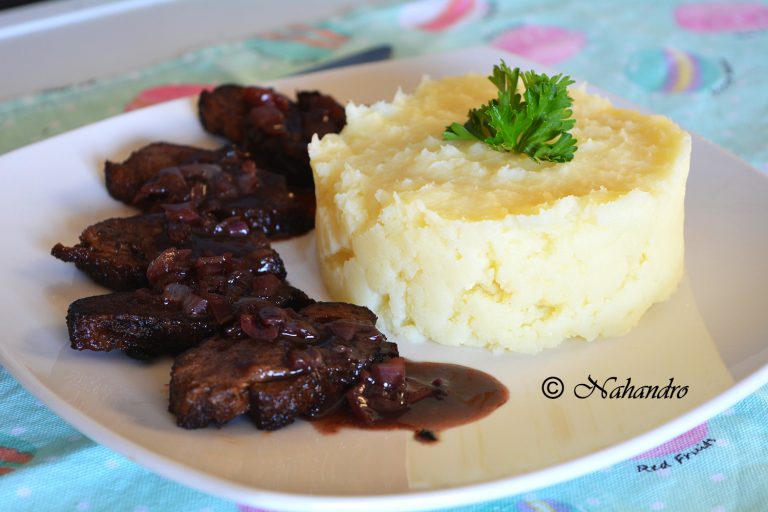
0 0 395 101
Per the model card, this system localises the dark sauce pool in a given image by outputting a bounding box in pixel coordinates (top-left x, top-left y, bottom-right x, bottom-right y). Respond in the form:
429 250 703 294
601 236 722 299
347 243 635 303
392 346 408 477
311 360 508 443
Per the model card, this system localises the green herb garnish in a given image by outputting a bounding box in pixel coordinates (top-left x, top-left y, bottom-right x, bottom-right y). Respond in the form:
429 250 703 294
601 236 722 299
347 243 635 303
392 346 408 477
443 60 578 163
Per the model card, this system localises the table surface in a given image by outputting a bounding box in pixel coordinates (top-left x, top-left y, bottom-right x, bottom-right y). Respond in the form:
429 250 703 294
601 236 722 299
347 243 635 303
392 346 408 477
1 0 767 511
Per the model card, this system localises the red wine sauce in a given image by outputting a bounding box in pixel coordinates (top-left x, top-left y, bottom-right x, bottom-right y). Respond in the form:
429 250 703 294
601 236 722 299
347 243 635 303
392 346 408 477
311 360 508 443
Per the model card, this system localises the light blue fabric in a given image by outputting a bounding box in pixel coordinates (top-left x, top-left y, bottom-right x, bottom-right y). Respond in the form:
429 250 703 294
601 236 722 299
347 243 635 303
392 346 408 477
1 1 767 510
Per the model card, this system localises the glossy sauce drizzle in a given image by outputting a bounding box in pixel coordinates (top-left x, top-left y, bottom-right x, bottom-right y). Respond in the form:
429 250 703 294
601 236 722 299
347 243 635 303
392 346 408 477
311 360 508 443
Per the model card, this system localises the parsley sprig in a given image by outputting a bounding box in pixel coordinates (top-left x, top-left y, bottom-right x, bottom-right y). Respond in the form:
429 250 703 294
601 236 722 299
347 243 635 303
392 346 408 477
443 61 578 163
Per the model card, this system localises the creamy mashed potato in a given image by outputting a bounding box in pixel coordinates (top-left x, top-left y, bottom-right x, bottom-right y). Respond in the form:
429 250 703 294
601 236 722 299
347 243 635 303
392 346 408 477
309 74 690 353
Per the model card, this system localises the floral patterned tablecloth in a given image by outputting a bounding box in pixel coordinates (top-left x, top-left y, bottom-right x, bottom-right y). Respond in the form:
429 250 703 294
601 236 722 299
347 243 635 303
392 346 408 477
1 1 767 511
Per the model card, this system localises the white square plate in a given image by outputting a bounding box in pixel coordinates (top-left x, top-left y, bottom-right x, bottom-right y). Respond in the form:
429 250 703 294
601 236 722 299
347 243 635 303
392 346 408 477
1 47 767 511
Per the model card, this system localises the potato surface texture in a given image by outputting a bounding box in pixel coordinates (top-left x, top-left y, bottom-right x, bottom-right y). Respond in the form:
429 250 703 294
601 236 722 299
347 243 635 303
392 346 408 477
309 74 690 353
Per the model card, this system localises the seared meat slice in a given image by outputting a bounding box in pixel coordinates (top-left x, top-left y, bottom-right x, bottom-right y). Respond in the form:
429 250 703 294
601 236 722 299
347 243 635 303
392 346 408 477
51 213 284 291
105 142 243 206
65 250 312 359
198 85 346 188
67 291 218 360
197 84 257 144
169 301 397 430
102 141 315 238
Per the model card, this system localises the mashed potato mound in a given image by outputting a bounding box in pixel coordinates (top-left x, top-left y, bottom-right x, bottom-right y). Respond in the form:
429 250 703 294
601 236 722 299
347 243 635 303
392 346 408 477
309 74 691 353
